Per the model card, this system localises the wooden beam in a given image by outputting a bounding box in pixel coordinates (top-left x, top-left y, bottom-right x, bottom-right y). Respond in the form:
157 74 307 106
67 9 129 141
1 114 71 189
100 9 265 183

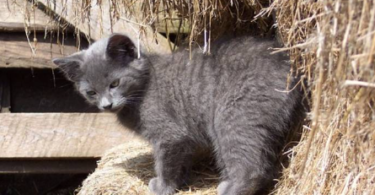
155 11 190 34
0 22 50 32
0 113 136 158
37 0 173 54
0 32 80 69
0 0 58 32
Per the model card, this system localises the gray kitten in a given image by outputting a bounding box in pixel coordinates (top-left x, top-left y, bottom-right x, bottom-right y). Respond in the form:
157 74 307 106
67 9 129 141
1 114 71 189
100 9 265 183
53 34 305 195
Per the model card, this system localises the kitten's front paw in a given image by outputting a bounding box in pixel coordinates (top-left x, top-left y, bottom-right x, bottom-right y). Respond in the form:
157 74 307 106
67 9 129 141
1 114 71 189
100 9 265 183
148 177 176 195
217 180 235 195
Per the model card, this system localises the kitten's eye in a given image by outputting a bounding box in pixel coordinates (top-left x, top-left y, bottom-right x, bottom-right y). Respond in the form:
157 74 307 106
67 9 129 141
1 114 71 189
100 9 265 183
110 79 120 88
86 91 97 96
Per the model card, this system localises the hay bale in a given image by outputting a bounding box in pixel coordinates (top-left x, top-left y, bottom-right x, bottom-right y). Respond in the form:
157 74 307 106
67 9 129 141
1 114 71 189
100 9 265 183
267 0 375 194
78 139 153 195
78 138 218 195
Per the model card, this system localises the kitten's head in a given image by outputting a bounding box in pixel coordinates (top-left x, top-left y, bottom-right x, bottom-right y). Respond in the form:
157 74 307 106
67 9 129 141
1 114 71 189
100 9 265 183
53 34 148 112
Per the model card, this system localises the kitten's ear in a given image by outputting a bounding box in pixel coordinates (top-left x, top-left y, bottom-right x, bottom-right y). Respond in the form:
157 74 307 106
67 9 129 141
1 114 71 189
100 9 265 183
106 34 136 60
52 52 84 81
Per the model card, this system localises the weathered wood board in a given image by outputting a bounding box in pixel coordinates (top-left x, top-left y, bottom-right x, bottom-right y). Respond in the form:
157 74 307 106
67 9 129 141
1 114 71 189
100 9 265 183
37 0 173 54
0 0 57 32
0 113 136 158
0 32 81 69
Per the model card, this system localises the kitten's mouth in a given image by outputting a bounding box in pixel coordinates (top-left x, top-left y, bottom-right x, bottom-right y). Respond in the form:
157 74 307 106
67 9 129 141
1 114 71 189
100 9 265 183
100 105 124 113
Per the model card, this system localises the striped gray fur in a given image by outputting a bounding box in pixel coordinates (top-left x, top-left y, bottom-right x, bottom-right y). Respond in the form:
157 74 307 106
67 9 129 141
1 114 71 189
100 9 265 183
53 34 305 195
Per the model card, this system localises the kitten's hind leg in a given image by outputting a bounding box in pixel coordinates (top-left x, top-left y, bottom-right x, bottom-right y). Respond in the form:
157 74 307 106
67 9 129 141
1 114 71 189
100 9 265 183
148 140 195 195
217 174 267 195
214 125 277 195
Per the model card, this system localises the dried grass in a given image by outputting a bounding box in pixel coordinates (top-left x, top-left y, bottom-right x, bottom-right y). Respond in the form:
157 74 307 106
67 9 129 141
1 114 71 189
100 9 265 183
19 0 273 51
77 138 219 195
134 0 272 49
7 0 375 194
267 0 375 194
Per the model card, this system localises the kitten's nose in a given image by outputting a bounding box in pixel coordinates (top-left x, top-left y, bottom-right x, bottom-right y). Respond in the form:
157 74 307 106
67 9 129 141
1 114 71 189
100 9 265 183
103 103 113 110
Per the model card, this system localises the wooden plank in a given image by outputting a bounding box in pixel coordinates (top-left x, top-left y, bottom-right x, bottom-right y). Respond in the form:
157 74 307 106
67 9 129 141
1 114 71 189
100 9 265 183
0 159 98 174
0 0 57 32
155 20 190 34
0 22 51 32
155 11 190 34
0 32 81 69
37 0 173 54
0 113 135 158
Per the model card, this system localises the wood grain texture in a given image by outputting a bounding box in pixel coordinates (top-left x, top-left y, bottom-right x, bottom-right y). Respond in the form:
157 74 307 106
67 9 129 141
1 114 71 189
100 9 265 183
0 0 57 32
0 32 81 69
37 0 173 54
0 113 135 158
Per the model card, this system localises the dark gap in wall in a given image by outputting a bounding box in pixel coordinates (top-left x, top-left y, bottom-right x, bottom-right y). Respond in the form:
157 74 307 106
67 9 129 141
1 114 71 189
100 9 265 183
0 174 88 195
3 68 99 113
